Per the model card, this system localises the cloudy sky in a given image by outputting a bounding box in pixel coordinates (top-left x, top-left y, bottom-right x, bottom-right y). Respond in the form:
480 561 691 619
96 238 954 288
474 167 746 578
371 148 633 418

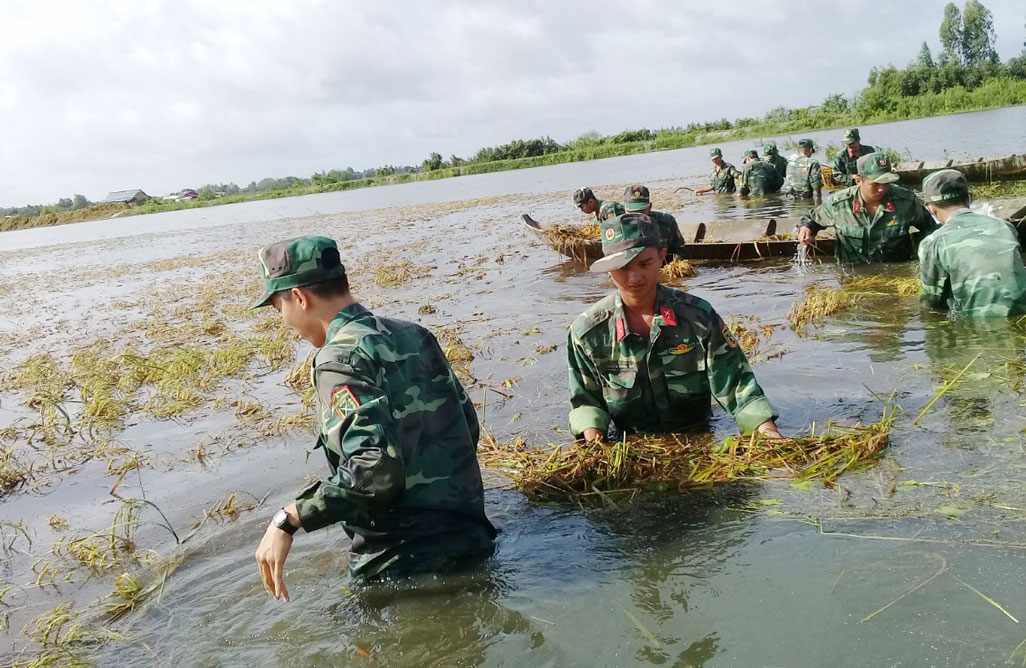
1 0 1024 205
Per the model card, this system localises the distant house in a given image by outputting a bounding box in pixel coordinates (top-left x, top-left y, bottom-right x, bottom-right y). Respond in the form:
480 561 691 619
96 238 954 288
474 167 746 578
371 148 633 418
179 189 198 199
101 189 150 205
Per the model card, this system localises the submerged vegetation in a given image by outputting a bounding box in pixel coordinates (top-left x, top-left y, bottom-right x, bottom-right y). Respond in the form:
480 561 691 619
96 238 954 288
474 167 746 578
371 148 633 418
789 276 922 334
479 407 894 504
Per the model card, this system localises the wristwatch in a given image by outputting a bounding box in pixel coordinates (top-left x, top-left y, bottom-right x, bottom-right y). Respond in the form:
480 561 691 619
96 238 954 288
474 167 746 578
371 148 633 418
271 508 299 535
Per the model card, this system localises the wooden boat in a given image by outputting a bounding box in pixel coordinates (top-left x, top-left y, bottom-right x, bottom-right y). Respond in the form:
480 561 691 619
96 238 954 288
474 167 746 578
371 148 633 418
522 214 836 263
893 154 1026 184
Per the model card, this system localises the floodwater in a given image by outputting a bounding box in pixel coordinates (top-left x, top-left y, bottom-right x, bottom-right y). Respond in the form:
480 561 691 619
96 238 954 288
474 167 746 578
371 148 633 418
2 107 1026 667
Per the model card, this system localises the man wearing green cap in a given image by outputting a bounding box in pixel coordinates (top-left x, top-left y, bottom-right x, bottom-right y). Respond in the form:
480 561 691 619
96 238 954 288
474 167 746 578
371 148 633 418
798 152 937 264
251 236 495 596
567 213 782 441
739 150 784 196
762 143 788 180
696 148 741 195
918 170 1026 317
574 186 624 224
622 184 687 259
784 139 823 200
832 128 875 187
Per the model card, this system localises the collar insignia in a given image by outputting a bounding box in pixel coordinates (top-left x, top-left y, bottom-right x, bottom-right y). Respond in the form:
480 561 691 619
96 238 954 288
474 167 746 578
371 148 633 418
616 318 626 342
660 307 677 327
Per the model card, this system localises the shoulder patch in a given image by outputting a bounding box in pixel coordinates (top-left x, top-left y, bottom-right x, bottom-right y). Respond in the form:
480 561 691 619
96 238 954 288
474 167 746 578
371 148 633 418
721 324 739 349
330 385 361 420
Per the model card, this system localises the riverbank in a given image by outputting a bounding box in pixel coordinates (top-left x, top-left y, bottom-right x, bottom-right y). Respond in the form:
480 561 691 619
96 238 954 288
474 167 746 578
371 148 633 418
5 82 1026 233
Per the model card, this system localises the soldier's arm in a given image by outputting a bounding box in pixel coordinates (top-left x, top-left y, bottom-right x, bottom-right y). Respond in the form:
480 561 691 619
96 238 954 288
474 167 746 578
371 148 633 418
798 202 827 234
832 153 853 186
294 353 406 532
910 201 939 237
810 160 823 198
703 313 778 433
664 213 688 259
567 329 611 438
917 237 950 310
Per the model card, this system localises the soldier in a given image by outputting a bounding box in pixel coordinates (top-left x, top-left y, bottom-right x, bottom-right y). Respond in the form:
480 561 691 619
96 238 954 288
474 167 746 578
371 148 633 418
573 186 624 224
918 169 1026 317
832 128 875 187
622 184 687 259
784 139 823 200
251 236 496 596
696 148 741 195
739 150 784 196
762 143 788 180
798 152 937 263
567 213 782 442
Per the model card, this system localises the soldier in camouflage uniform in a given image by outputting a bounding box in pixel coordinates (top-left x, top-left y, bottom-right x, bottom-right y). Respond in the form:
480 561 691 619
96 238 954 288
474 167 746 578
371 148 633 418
622 184 687 260
739 150 784 196
761 143 788 180
696 147 741 195
917 170 1026 317
567 213 781 441
798 152 937 263
252 236 495 595
832 128 875 187
574 186 624 223
783 138 823 200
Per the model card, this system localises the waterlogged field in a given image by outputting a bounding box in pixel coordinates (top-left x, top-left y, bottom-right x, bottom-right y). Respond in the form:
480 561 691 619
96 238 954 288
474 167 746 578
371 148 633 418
2 179 1026 667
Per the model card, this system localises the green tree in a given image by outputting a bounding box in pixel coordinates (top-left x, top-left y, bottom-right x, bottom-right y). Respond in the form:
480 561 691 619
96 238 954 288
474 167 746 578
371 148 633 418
72 194 89 209
939 2 963 64
422 152 443 171
915 41 936 68
960 0 998 67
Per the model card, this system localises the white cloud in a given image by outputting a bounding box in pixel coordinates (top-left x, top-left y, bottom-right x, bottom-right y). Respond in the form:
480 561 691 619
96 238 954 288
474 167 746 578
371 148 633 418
0 0 1023 204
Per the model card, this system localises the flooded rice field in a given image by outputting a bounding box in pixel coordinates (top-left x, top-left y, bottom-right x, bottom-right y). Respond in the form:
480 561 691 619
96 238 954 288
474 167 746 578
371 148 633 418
4 108 1026 667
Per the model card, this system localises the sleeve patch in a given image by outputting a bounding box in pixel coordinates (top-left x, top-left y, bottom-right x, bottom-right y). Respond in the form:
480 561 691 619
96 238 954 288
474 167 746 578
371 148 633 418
331 385 361 419
721 324 739 349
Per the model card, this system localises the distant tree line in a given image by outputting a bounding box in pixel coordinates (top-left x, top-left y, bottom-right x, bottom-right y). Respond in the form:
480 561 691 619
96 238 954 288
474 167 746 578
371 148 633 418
3 1 1024 216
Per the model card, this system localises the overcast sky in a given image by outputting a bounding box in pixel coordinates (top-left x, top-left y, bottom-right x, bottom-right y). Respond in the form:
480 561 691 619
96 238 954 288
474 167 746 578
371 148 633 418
1 0 1024 206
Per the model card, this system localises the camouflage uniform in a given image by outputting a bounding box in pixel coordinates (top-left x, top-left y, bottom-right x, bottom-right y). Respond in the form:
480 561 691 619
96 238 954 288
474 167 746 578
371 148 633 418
784 153 823 198
571 213 777 436
567 285 777 436
596 199 625 223
762 145 788 180
740 159 784 196
800 153 937 264
710 163 741 193
650 210 688 259
832 130 875 187
917 169 1026 317
254 237 495 579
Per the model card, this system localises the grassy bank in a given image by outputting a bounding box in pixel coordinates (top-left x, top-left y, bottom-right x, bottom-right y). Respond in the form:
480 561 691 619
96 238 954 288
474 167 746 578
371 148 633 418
5 79 1026 233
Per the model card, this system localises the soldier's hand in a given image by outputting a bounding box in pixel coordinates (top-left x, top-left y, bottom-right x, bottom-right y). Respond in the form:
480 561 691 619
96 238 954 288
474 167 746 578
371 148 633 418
797 226 815 247
256 517 295 602
582 428 605 443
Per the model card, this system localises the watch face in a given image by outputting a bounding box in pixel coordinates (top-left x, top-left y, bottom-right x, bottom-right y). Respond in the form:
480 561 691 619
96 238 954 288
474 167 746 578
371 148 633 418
273 509 297 534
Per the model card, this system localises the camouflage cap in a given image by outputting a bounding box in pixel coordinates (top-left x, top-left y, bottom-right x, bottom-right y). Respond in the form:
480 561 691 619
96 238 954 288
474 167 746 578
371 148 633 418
921 169 969 204
622 185 651 212
743 149 759 160
856 152 899 184
842 128 861 145
709 147 723 159
590 213 665 273
798 138 814 149
573 187 594 207
251 235 346 309
762 143 778 155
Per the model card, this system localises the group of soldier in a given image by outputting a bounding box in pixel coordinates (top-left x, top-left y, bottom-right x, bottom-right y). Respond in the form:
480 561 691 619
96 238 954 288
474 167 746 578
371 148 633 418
248 129 1026 595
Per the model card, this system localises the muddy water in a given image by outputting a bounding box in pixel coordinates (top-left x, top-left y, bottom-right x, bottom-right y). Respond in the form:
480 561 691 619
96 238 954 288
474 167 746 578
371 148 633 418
3 110 1026 667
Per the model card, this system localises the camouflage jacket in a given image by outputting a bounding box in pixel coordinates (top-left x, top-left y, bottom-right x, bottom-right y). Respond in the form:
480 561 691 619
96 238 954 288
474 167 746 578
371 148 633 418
763 153 789 179
567 285 777 436
784 153 823 197
918 208 1026 317
596 199 625 223
650 210 688 259
831 144 875 187
740 160 784 196
800 184 938 263
295 304 495 578
710 162 741 193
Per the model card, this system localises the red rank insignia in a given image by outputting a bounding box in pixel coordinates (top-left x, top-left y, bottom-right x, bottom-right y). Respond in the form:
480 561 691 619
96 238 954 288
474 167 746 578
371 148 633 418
330 385 361 420
660 307 677 326
852 200 862 213
616 318 626 342
885 201 895 212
